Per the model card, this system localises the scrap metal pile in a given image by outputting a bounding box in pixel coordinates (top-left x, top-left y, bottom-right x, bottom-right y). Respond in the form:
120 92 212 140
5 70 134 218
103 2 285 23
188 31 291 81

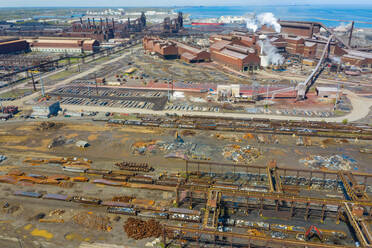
123 217 163 240
299 154 357 171
222 144 261 163
73 212 112 231
114 161 153 172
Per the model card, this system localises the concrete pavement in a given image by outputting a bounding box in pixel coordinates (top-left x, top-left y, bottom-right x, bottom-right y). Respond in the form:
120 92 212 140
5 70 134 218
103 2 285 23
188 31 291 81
60 89 372 123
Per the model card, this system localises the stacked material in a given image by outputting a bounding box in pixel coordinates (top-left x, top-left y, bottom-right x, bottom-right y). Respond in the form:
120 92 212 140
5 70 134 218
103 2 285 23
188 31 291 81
73 212 111 231
299 154 357 171
114 161 152 172
123 218 162 240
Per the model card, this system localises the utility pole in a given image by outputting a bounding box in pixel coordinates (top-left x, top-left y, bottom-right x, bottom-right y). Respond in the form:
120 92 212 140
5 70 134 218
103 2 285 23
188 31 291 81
94 72 98 95
31 72 36 91
40 75 45 97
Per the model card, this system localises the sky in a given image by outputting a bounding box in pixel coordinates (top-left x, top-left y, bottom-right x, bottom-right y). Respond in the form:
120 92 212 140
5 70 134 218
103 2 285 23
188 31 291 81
0 0 371 7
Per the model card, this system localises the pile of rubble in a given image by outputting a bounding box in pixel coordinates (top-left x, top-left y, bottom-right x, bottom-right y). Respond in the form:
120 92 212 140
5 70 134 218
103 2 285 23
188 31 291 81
115 161 153 172
36 121 64 131
73 212 112 231
123 218 162 240
132 139 213 161
299 154 357 171
48 136 75 149
222 144 261 163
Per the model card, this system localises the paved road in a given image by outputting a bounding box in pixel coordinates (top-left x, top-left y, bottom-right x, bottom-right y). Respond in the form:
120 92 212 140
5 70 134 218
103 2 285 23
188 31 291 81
60 89 372 123
3 47 372 123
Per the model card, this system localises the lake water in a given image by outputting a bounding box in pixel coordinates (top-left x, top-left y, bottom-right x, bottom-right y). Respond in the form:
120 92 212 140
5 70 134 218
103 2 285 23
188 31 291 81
177 5 372 28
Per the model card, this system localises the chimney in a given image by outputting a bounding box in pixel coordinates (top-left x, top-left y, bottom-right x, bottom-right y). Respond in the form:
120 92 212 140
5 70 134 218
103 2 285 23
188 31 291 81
112 18 115 32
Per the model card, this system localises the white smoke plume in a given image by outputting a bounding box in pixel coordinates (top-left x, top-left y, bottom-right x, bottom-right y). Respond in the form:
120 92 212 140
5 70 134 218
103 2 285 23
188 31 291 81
259 39 284 66
334 22 352 32
331 56 341 64
246 13 281 33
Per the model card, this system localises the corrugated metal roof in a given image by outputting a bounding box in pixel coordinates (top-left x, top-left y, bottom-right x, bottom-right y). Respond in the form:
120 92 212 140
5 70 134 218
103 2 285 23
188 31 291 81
220 48 248 60
304 41 316 47
175 42 203 54
210 40 232 51
181 52 197 60
346 50 372 59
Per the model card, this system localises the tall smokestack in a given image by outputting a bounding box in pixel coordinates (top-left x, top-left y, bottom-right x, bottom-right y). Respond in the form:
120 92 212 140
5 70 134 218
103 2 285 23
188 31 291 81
112 18 115 32
348 21 354 47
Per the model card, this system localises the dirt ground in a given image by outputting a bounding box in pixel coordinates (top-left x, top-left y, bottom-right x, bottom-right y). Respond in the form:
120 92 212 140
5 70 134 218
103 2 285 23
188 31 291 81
0 120 371 174
0 119 371 247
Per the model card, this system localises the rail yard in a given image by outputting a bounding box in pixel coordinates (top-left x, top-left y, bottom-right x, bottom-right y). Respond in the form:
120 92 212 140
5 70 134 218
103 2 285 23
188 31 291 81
0 4 372 248
0 118 371 248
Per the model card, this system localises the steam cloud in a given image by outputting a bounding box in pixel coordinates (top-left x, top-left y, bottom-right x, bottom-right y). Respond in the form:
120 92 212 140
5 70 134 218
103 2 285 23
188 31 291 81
246 13 281 33
334 22 352 32
259 39 284 66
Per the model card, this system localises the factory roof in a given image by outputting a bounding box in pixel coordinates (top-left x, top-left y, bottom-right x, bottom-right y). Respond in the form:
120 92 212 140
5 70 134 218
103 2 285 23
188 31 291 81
316 86 339 92
210 40 232 51
225 44 255 54
31 39 82 44
342 54 367 60
345 50 372 59
0 39 26 46
181 52 197 61
220 49 248 60
286 36 303 41
304 41 316 47
175 42 204 54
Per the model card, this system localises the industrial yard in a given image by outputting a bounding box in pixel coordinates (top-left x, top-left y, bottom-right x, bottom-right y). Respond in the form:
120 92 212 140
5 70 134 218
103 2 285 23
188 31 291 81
0 4 372 248
0 118 372 248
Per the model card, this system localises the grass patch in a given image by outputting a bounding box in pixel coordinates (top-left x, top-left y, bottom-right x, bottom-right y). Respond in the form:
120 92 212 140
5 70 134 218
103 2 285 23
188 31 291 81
0 88 34 98
59 57 80 65
48 70 76 81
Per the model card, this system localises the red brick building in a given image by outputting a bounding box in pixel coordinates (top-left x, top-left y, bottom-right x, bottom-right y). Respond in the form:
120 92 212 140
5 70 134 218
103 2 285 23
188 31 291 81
279 21 321 38
342 50 372 67
303 41 317 58
143 36 210 62
285 37 305 55
210 40 260 72
28 39 99 53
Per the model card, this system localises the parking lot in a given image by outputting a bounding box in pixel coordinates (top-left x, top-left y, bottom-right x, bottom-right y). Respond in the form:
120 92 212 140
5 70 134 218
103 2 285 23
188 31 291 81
165 104 220 113
50 85 168 110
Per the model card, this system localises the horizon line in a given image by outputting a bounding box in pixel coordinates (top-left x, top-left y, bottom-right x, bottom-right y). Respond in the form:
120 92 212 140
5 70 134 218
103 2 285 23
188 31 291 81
1 3 372 8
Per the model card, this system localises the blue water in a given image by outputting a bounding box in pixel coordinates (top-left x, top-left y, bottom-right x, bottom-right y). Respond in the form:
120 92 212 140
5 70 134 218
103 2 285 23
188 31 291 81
177 5 372 28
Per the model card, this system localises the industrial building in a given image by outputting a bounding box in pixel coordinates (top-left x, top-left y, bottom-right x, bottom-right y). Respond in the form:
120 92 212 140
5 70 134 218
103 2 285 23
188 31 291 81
341 50 372 67
64 13 146 41
285 36 345 59
175 42 210 63
143 36 210 62
28 39 100 54
210 39 260 72
31 101 61 118
315 86 340 98
0 38 30 54
217 84 240 101
279 21 322 38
